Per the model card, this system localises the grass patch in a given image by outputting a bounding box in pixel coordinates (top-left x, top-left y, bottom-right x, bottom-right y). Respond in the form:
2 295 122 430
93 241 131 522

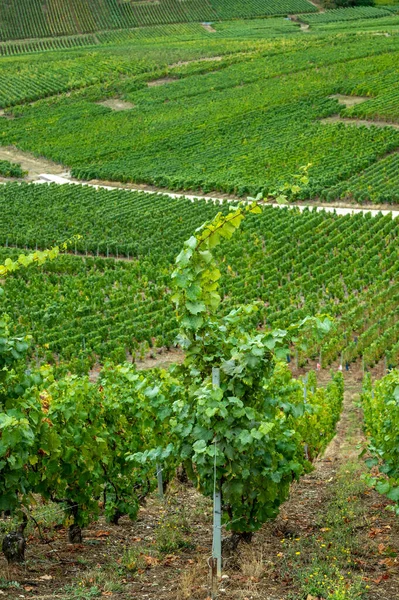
279 461 369 600
155 508 194 554
61 564 124 599
0 578 21 590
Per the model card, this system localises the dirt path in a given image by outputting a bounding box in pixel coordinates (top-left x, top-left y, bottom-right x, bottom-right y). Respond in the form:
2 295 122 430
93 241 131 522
0 146 68 181
38 173 399 218
201 22 216 33
96 99 135 111
329 93 369 107
321 115 399 131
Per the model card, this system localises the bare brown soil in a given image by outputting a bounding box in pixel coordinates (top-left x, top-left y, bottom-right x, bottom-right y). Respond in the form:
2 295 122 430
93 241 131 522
147 77 178 88
0 109 14 120
0 146 68 181
329 94 369 107
320 115 399 131
169 55 223 68
201 23 216 33
96 99 135 111
135 348 184 370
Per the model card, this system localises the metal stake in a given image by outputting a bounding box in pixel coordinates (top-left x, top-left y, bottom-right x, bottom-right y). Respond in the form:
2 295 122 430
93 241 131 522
156 463 164 500
211 367 222 580
210 557 218 599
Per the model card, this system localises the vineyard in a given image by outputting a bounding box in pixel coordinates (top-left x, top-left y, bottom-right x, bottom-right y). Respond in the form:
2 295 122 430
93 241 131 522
0 160 25 178
1 30 399 203
0 0 316 41
1 183 399 375
301 5 395 22
1 197 398 599
2 3 399 600
0 203 351 594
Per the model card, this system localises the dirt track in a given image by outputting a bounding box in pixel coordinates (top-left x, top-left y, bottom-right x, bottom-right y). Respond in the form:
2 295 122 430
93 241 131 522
0 146 68 181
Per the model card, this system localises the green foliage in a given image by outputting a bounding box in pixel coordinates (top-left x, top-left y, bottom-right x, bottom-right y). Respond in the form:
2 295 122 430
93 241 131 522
0 247 177 528
162 203 338 533
0 160 25 178
0 0 316 42
297 370 344 459
268 163 312 204
0 247 69 516
0 200 342 545
307 6 386 18
1 186 399 371
0 244 64 277
2 33 399 204
0 317 47 514
323 0 375 9
0 359 182 527
361 370 399 512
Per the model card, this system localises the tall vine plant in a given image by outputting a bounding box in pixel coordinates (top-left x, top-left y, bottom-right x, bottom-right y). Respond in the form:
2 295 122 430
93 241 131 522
0 245 66 516
164 201 332 542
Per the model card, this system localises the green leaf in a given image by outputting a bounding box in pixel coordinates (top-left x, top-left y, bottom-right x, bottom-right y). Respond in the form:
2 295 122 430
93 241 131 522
249 204 262 214
376 480 390 495
186 302 206 315
259 422 275 436
185 236 198 250
387 486 399 502
238 430 252 446
193 440 207 454
181 315 204 330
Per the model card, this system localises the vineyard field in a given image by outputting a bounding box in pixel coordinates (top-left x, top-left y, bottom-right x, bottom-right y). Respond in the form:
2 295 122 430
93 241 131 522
3 5 399 598
1 31 399 203
0 0 316 42
0 19 301 58
309 13 399 31
1 183 399 372
301 5 393 23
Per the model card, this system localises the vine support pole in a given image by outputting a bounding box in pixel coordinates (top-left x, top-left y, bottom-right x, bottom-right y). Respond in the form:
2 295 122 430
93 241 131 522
303 373 309 461
156 464 164 500
212 367 222 586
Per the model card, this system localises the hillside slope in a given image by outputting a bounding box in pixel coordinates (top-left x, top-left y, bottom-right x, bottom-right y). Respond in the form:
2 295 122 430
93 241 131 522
0 0 316 41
